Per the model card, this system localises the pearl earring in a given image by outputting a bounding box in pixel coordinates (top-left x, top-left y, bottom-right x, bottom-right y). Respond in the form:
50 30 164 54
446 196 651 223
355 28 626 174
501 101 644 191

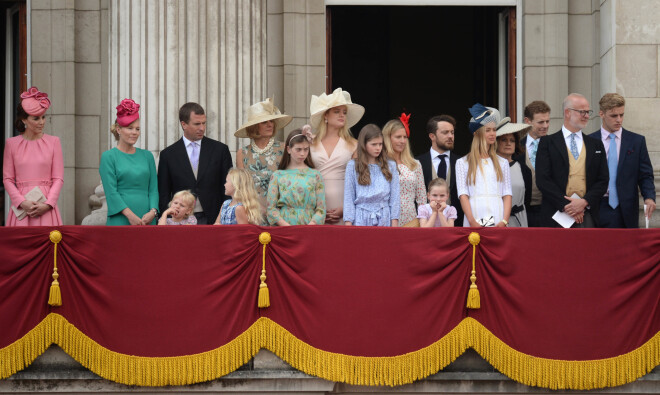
324 118 328 123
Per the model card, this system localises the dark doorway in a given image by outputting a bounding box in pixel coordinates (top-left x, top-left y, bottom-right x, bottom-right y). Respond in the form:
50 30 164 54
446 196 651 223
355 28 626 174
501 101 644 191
1 1 28 226
329 5 513 158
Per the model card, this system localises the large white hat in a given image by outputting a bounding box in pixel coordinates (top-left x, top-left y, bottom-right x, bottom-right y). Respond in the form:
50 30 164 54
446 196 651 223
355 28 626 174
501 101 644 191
496 119 532 137
234 98 292 138
309 88 365 130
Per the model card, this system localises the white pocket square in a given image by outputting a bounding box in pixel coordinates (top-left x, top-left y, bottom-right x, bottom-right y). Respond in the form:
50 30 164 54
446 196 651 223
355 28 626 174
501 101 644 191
595 151 602 153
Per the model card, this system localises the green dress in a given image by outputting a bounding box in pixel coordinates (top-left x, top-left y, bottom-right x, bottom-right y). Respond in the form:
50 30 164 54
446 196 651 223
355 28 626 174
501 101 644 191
99 147 159 225
267 168 326 225
240 139 284 198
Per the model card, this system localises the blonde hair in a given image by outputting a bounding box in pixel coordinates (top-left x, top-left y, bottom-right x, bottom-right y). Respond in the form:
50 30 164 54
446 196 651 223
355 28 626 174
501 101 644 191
428 177 448 194
110 121 120 141
312 110 357 146
382 119 418 171
228 168 264 225
466 125 503 185
599 93 625 112
170 190 196 219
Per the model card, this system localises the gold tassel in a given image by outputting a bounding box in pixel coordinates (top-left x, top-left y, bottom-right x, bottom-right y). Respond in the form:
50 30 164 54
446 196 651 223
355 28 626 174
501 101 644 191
258 232 271 308
466 232 480 309
48 230 63 307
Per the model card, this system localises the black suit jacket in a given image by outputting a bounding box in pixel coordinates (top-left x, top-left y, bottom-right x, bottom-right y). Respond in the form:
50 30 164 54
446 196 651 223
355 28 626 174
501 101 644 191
158 136 233 222
535 130 609 227
588 128 656 228
416 151 464 226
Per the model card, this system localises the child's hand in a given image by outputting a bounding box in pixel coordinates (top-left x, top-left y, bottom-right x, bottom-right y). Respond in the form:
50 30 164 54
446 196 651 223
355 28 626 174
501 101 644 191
438 202 447 212
429 201 438 210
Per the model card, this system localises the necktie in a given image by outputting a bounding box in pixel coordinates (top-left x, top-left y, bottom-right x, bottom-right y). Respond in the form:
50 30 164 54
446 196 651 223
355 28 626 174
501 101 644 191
608 134 619 208
437 154 448 180
530 140 538 169
190 141 199 171
569 133 579 160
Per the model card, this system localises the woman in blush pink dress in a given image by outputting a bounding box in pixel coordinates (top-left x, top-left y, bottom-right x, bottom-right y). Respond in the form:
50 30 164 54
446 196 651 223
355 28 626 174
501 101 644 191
382 114 427 226
308 88 365 225
3 87 63 226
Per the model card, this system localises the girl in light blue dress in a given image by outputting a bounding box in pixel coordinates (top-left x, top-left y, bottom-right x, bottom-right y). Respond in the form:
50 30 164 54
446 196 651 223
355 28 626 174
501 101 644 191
214 169 263 225
343 124 400 226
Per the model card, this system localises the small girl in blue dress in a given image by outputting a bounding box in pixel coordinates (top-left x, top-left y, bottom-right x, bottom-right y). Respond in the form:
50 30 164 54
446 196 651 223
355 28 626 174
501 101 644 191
214 169 263 225
343 124 400 226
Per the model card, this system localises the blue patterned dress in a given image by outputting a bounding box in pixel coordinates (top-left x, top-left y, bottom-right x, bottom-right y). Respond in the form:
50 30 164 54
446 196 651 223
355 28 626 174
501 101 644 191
219 200 243 225
343 160 400 226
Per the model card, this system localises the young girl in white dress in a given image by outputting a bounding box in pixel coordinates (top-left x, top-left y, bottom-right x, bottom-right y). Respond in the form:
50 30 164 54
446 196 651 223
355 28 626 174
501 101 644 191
417 178 456 227
158 190 197 225
456 103 512 227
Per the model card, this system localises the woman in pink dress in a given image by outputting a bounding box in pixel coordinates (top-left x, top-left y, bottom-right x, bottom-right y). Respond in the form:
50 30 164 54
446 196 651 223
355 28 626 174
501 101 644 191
3 87 63 226
382 114 427 226
308 88 364 224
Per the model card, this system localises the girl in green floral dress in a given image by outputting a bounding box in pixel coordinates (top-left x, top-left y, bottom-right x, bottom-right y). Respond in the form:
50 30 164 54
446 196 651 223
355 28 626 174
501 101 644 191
267 128 326 226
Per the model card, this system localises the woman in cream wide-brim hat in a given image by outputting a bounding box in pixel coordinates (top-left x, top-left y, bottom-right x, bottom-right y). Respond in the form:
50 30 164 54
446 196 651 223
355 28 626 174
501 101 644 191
495 119 532 227
235 98 292 204
308 88 365 225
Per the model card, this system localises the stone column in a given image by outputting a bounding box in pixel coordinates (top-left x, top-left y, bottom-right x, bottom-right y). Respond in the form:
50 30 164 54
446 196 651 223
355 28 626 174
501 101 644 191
108 0 267 157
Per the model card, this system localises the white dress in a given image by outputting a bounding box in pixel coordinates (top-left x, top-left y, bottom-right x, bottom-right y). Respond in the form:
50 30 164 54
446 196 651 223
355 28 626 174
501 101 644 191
456 156 512 227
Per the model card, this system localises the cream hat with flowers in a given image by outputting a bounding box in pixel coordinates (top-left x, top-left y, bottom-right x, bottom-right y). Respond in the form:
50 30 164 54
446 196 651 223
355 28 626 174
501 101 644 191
309 88 365 130
234 98 292 138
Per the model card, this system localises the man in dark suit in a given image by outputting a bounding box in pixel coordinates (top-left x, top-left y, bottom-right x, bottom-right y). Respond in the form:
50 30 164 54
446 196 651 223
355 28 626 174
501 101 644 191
416 115 463 226
520 100 551 227
588 93 655 228
158 102 233 224
535 93 609 228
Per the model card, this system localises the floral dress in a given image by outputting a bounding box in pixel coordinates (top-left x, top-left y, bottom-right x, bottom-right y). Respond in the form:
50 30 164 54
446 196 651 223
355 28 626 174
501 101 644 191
267 168 326 225
397 161 427 226
240 139 284 199
219 200 243 225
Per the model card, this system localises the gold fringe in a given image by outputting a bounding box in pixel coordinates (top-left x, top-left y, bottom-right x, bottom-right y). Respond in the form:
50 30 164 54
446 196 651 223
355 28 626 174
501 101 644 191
48 230 63 307
258 232 271 308
0 315 658 389
463 317 660 390
466 232 480 309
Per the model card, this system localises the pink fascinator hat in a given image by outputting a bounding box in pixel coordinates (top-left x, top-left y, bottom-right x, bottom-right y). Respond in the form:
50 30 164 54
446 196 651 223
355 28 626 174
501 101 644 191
116 98 140 127
20 87 51 116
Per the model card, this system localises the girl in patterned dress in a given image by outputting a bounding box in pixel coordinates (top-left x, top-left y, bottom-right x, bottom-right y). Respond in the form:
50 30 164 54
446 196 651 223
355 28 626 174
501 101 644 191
343 124 400 227
214 169 263 225
267 128 326 226
158 190 197 225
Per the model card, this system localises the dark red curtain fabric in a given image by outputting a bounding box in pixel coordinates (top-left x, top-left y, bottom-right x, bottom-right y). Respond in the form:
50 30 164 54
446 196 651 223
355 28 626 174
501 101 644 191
468 228 660 359
261 226 471 356
1 226 659 362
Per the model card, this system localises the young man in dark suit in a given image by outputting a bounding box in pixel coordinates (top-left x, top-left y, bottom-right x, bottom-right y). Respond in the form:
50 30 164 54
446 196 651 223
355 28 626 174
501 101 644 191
588 93 656 228
535 93 609 228
416 115 463 226
158 102 233 224
521 100 551 227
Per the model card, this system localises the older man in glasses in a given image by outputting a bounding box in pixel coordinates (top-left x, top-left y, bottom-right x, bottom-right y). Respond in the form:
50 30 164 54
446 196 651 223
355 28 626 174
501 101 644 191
535 93 609 228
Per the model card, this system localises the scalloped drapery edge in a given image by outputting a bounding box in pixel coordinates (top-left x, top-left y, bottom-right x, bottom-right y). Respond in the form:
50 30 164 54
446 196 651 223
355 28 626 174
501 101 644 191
1 314 658 389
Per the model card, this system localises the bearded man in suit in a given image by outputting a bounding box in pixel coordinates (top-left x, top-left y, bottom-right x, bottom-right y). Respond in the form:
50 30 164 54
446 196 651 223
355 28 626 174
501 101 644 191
158 102 232 224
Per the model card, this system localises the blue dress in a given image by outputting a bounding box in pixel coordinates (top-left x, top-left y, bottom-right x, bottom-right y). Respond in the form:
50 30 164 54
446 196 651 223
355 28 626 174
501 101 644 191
343 160 400 226
219 200 243 225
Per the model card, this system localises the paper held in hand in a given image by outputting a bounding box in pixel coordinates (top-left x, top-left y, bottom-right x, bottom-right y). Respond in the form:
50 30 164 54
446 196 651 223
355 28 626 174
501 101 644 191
552 193 581 228
11 186 47 220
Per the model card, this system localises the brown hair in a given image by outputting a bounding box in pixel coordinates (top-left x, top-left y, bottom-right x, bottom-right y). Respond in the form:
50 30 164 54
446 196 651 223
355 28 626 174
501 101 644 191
496 131 523 155
278 129 315 170
179 102 205 124
599 93 625 112
428 177 448 193
523 101 551 120
355 124 392 186
14 104 28 133
426 115 456 136
245 124 260 139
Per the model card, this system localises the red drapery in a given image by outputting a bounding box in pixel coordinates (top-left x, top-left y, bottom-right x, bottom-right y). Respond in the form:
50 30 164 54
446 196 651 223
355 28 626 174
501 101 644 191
1 226 658 389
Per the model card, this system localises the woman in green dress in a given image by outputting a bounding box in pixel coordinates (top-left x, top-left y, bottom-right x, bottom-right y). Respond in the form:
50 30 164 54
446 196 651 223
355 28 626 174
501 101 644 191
235 98 292 208
99 99 158 225
267 128 326 226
